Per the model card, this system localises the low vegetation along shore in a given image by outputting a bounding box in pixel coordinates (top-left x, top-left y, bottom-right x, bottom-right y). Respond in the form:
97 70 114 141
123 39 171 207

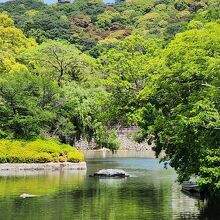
0 139 84 164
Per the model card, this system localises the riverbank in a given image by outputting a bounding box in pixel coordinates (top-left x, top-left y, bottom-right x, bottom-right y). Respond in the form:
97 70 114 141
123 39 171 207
0 162 86 171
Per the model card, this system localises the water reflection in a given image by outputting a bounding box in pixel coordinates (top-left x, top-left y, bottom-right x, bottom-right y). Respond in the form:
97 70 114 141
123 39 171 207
171 184 205 219
0 158 219 220
98 178 127 187
0 169 86 177
0 170 86 197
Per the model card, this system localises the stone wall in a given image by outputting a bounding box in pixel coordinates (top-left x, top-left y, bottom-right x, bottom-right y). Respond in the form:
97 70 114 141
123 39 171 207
0 162 87 171
75 126 153 151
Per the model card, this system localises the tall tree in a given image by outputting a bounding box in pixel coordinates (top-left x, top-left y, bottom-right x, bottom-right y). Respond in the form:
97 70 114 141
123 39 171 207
0 13 35 74
138 22 220 193
99 34 161 126
26 40 98 87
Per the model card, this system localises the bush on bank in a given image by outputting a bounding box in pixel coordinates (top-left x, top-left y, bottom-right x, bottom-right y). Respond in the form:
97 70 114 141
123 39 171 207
0 139 84 163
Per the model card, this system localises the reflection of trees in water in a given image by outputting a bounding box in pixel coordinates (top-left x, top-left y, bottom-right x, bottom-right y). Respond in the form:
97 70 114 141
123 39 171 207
174 192 220 220
198 199 220 220
0 159 215 220
0 170 86 196
0 176 175 219
98 178 127 187
49 176 175 219
171 184 204 219
0 172 86 220
0 172 197 219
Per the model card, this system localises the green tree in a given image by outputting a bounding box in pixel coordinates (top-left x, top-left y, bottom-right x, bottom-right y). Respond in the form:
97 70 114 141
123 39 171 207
26 40 98 87
0 71 57 139
99 34 161 126
138 22 220 194
0 13 35 74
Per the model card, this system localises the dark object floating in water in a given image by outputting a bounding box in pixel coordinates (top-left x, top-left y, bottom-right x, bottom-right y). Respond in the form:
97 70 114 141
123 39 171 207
181 188 203 200
181 181 200 193
20 193 38 199
90 169 130 178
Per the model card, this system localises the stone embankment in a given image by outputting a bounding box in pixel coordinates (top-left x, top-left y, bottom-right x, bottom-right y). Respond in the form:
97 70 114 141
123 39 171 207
0 162 87 171
75 126 154 151
81 148 157 159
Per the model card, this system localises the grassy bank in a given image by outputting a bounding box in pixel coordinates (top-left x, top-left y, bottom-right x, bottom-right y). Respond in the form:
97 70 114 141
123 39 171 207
0 139 84 163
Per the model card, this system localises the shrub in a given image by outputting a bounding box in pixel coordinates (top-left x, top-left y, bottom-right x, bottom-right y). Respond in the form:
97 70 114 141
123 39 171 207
27 139 64 154
32 152 54 163
0 153 7 163
0 139 84 163
67 152 84 163
58 156 67 162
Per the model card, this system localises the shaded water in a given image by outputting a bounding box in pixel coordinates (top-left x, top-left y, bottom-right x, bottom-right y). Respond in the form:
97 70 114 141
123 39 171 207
0 158 219 220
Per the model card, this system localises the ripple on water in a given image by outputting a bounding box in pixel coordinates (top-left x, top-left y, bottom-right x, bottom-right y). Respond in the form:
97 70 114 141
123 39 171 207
0 158 219 220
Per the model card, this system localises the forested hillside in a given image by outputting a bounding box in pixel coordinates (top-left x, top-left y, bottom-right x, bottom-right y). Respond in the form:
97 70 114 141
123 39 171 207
0 0 220 195
1 0 219 53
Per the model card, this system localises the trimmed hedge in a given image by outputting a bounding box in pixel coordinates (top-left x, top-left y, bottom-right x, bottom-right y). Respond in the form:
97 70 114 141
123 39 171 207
0 139 84 163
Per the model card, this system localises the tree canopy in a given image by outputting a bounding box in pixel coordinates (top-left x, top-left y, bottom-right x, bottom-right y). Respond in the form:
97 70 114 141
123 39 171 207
137 22 220 194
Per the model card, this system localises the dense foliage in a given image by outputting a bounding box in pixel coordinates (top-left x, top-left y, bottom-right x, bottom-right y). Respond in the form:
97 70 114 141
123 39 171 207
0 139 84 163
0 12 119 150
0 0 220 194
1 0 219 53
137 22 220 195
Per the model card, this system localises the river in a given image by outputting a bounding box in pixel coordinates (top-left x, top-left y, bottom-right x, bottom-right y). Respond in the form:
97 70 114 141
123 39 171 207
0 158 219 220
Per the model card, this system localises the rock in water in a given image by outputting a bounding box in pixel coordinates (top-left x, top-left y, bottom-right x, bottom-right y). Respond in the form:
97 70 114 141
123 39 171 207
92 169 129 178
20 193 37 198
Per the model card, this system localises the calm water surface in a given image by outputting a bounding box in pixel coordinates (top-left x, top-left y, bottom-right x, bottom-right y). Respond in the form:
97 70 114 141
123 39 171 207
0 158 219 220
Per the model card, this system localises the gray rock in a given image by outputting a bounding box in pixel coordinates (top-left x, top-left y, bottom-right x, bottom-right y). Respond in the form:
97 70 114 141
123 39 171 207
20 193 38 199
92 169 129 178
